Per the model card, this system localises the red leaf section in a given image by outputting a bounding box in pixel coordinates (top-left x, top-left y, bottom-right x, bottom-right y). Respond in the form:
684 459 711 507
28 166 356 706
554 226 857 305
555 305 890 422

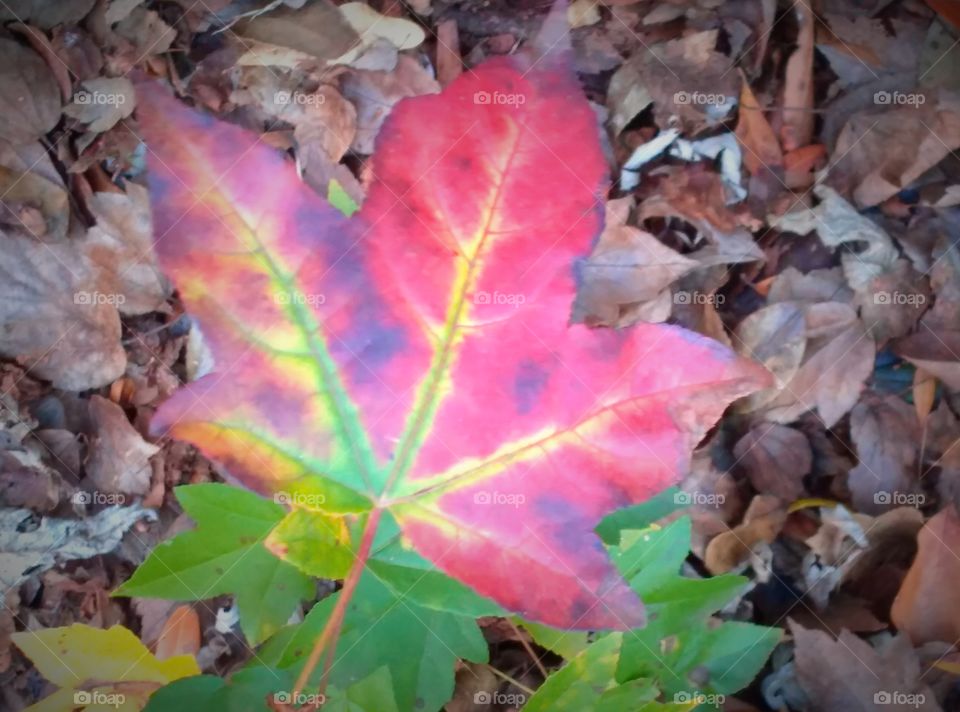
139 32 769 629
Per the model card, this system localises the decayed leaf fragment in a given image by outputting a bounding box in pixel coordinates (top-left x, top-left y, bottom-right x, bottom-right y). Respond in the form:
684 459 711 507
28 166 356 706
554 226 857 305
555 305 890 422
137 28 769 629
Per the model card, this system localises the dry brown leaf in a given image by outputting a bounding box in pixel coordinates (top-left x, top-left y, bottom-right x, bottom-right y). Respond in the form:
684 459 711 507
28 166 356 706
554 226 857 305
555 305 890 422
82 183 169 315
575 197 698 325
0 38 61 146
763 320 875 428
828 90 960 208
154 606 200 660
854 259 930 345
0 0 96 28
780 2 814 150
735 78 783 175
606 30 740 135
790 622 940 712
848 393 921 515
734 302 806 412
436 19 463 87
894 330 960 392
64 77 136 134
734 424 812 501
704 494 785 574
341 55 440 154
0 232 125 390
891 506 960 645
85 395 158 497
235 0 359 66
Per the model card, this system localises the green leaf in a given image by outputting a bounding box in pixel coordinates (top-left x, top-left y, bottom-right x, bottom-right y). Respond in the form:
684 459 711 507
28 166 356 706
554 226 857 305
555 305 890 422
114 484 313 645
515 618 590 660
523 634 626 711
596 487 682 545
327 178 359 216
366 516 503 617
145 667 400 712
266 509 354 579
256 572 487 712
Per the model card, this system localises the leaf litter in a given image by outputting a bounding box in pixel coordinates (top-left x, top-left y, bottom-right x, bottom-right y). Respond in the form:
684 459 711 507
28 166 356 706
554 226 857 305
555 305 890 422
0 0 958 711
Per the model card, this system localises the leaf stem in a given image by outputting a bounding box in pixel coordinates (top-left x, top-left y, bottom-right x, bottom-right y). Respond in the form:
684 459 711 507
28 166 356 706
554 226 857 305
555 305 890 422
292 507 383 699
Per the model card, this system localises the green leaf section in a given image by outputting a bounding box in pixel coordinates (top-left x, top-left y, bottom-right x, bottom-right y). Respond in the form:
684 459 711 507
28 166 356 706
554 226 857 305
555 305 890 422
253 572 487 712
144 666 398 712
114 484 313 645
523 515 779 711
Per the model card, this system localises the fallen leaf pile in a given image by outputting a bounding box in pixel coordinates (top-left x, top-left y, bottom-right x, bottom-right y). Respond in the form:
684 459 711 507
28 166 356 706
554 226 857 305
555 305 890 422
0 0 959 711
